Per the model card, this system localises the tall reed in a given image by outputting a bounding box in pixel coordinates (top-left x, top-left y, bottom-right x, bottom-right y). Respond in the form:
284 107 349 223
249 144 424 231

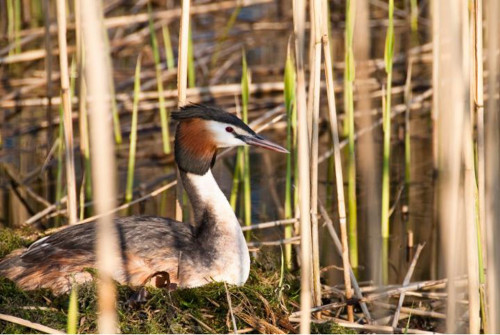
485 0 500 330
14 0 21 54
381 0 394 283
125 55 142 203
321 0 354 321
283 45 296 270
74 0 92 216
404 60 412 239
241 52 252 239
188 27 196 88
344 0 358 274
309 0 322 307
66 286 79 334
148 3 171 154
463 94 481 333
229 146 243 210
55 105 65 225
176 0 191 221
56 0 78 225
162 25 175 70
292 0 312 330
7 0 14 55
471 0 487 330
436 0 468 331
79 0 121 331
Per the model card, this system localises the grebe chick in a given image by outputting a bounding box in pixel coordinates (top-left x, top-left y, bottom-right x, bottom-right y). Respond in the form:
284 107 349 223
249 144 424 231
0 104 288 295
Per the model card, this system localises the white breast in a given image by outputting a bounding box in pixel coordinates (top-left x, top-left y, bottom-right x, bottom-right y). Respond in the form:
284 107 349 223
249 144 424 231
185 171 250 286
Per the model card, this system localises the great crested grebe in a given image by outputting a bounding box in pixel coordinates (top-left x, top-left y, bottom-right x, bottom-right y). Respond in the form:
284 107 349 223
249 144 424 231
0 104 287 295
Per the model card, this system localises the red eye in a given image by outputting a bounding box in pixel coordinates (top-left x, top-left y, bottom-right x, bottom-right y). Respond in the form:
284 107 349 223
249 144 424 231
226 126 234 133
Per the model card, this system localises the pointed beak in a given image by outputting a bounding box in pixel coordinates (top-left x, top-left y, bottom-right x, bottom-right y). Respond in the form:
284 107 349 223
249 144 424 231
242 134 289 153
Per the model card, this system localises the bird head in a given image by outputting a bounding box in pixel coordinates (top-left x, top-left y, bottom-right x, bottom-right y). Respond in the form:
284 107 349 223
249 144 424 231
172 104 288 175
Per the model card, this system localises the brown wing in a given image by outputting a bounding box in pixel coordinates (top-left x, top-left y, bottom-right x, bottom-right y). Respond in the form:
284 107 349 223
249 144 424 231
0 216 194 294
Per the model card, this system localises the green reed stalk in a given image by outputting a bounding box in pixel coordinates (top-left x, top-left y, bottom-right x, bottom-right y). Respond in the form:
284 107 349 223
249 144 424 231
31 0 42 27
148 3 171 154
56 105 65 221
7 0 14 55
103 31 122 145
284 45 296 269
125 55 142 203
188 27 195 88
67 286 79 334
162 25 175 70
229 151 243 210
404 60 412 229
344 0 358 273
79 72 92 209
241 51 251 239
410 0 418 33
381 0 395 280
14 0 21 53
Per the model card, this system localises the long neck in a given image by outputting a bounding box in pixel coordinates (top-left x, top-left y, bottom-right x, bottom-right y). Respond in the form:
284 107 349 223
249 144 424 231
179 169 250 286
180 169 238 229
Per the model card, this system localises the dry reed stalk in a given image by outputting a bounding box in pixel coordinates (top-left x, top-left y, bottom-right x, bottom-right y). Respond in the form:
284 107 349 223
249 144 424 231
224 282 238 334
309 0 323 309
175 0 191 222
292 0 312 330
472 0 485 247
55 0 77 225
319 203 371 321
177 0 191 106
79 0 120 332
0 313 64 334
464 104 481 333
372 301 446 319
466 1 484 332
485 1 500 331
391 243 424 327
241 218 297 231
320 0 354 322
353 0 381 284
471 3 488 329
436 0 468 331
430 0 439 281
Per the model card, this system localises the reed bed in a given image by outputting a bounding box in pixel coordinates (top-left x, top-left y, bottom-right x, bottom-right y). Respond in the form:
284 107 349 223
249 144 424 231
0 0 499 334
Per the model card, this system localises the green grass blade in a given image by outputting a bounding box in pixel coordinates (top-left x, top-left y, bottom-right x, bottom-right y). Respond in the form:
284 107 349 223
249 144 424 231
125 54 142 203
241 51 251 240
410 0 418 34
284 45 296 269
67 286 79 334
230 150 243 210
7 0 14 56
14 0 21 53
344 0 358 273
55 105 65 225
162 25 175 70
188 26 195 88
381 0 395 284
148 2 171 154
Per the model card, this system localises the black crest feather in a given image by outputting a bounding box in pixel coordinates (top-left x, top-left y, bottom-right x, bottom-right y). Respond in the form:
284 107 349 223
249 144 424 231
171 104 256 135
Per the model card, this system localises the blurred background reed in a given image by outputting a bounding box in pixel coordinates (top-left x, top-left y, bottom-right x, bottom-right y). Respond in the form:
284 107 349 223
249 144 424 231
0 0 499 333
